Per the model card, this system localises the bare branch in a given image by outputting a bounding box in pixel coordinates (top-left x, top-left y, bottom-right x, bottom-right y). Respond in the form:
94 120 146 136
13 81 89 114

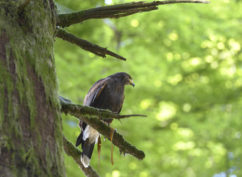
63 136 100 177
60 99 145 160
57 0 209 27
56 28 126 61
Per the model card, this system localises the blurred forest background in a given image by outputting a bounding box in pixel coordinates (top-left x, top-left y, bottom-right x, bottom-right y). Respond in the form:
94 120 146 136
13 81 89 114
54 0 242 176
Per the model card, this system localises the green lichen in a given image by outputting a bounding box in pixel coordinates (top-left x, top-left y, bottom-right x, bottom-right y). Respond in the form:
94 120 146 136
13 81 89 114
0 1 65 176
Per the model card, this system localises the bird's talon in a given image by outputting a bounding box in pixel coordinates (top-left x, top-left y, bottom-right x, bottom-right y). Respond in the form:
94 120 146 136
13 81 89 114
110 128 115 165
97 136 102 164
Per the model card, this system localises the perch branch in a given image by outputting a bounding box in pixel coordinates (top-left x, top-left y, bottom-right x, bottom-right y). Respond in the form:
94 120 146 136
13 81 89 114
56 28 126 61
72 116 145 159
60 99 145 160
57 0 209 27
63 136 100 177
60 96 147 120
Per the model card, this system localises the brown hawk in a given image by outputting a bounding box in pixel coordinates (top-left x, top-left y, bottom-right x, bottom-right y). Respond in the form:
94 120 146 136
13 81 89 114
75 72 135 168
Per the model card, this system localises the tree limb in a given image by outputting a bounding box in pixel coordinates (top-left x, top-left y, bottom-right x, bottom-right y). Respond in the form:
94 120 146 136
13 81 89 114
59 96 147 120
57 0 209 27
56 28 126 61
60 99 145 160
63 136 100 177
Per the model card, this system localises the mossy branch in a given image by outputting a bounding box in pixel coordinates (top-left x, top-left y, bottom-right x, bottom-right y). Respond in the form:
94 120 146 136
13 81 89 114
63 136 100 177
56 28 126 61
59 96 146 120
82 116 145 160
57 0 209 27
60 97 145 160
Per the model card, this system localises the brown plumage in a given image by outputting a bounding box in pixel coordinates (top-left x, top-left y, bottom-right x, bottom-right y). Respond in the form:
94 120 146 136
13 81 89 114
76 72 135 168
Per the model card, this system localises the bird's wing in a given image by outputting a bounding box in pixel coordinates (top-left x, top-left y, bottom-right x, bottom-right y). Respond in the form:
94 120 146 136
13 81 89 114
78 78 108 134
83 78 109 106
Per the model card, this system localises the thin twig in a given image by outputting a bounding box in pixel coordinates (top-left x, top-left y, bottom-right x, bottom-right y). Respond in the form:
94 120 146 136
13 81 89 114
56 28 126 61
63 136 100 177
57 0 209 27
60 100 145 160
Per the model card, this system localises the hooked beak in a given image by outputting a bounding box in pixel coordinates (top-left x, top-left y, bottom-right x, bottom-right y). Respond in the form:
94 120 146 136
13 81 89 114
129 79 135 87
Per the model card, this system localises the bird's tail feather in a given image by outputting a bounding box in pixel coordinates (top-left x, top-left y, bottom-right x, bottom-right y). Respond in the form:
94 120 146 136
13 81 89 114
76 124 98 168
81 140 95 168
76 132 83 147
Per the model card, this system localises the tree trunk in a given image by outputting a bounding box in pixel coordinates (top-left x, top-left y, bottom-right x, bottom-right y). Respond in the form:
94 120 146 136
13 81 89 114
0 1 65 177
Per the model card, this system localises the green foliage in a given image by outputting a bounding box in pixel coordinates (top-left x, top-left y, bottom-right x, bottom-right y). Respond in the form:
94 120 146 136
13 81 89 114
55 0 242 176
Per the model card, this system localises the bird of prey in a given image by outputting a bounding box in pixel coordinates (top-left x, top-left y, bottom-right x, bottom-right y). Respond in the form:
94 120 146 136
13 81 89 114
75 72 135 168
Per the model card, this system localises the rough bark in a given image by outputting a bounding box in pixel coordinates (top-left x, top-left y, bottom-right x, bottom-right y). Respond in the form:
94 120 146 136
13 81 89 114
0 1 65 177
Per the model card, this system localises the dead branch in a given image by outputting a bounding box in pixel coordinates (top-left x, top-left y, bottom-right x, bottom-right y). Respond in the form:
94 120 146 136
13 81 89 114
63 136 100 177
56 28 126 61
57 0 209 27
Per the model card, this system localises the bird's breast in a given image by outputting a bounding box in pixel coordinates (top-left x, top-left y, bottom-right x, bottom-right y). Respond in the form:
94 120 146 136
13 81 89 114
109 89 124 112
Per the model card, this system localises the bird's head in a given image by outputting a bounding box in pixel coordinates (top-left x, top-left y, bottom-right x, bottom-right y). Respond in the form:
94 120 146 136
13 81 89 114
110 72 135 87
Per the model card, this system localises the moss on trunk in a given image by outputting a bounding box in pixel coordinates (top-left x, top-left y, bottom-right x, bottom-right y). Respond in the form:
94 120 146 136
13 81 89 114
0 1 65 176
